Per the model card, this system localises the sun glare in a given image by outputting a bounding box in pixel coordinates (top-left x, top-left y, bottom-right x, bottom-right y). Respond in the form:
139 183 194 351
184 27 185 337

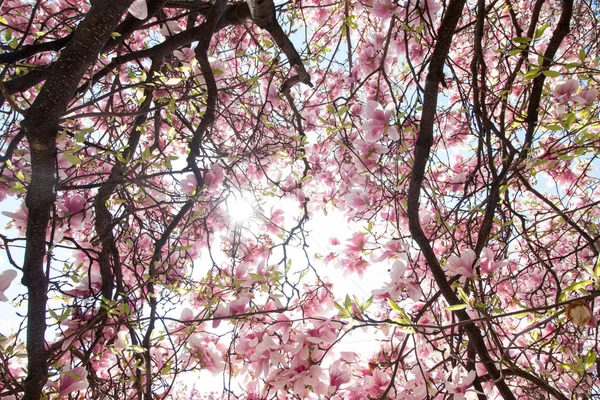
227 194 254 223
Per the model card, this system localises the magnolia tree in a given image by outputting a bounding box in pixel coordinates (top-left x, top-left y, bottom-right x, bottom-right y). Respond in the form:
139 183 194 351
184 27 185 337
0 0 599 398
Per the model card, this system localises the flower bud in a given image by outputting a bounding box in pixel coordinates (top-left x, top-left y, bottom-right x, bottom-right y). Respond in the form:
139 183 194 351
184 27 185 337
566 301 593 327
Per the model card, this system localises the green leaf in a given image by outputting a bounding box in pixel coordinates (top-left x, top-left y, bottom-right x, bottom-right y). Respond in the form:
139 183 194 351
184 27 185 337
63 152 81 166
523 68 541 80
337 105 349 117
64 371 84 379
512 36 532 44
60 308 71 322
563 280 593 292
165 77 181 86
391 318 415 333
457 288 470 304
9 183 26 194
344 295 352 311
75 131 85 143
160 363 171 376
446 304 468 311
333 301 350 318
131 345 145 353
142 147 151 161
387 299 411 321
115 152 127 164
560 113 576 130
594 257 600 279
585 351 597 368
542 70 561 77
248 273 265 282
534 24 548 39
387 298 403 314
546 124 563 131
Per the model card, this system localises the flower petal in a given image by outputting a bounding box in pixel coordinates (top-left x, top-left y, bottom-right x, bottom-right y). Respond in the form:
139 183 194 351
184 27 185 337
128 0 148 20
0 269 17 293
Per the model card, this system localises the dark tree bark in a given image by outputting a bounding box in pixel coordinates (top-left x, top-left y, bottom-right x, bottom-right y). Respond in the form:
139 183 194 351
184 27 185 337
19 2 134 399
407 0 574 398
406 0 518 398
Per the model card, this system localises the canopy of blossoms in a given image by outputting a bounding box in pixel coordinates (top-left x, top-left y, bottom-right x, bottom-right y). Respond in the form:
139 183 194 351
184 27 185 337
0 0 599 399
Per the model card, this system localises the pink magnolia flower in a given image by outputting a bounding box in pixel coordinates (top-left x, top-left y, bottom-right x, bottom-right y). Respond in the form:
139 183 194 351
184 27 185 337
2 202 29 235
364 368 390 396
113 330 129 351
173 47 195 63
552 79 579 102
204 163 224 187
180 174 197 195
573 88 598 104
328 360 351 391
57 194 86 230
180 307 194 321
479 247 507 275
266 313 291 342
295 189 307 205
128 0 147 20
265 207 284 234
408 41 426 64
446 249 478 277
371 0 398 20
160 21 182 37
242 380 267 400
338 253 369 276
59 366 89 396
362 101 399 142
446 368 476 400
65 269 101 297
0 269 17 302
248 334 280 378
188 335 225 375
60 194 85 214
353 139 389 157
345 189 371 213
372 239 407 262
373 258 422 302
345 232 368 253
352 139 389 170
306 320 340 345
294 365 327 397
211 294 250 328
403 366 430 399
194 57 227 85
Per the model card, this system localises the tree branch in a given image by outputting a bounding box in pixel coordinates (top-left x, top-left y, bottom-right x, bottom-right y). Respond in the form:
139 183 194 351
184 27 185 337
19 2 134 399
406 0 517 397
